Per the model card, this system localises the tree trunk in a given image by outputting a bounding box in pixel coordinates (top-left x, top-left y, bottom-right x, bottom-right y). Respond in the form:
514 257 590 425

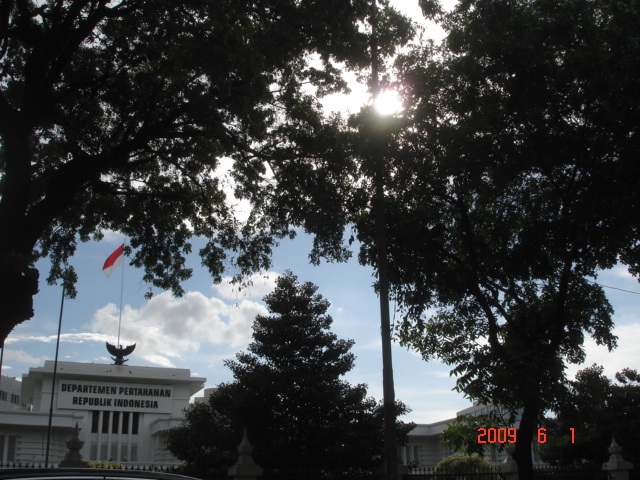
0 254 39 344
513 401 538 480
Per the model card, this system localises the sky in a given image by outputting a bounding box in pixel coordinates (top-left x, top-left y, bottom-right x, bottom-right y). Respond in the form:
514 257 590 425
4 234 640 425
2 0 639 426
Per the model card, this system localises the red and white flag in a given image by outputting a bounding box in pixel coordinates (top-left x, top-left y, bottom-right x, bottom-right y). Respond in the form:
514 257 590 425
102 243 125 277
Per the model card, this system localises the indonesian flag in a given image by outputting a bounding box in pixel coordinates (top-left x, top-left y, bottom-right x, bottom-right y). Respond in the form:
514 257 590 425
102 243 125 277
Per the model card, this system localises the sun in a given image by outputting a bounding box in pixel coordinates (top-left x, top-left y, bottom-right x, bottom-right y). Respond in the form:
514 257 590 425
374 89 403 116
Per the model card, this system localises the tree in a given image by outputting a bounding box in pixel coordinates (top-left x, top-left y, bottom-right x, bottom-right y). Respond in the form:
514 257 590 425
166 271 414 472
163 401 235 480
0 0 413 344
346 1 640 480
540 365 640 467
440 408 511 458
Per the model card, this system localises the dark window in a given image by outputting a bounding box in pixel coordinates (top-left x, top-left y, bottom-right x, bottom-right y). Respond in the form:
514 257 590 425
7 436 16 462
91 411 100 433
112 411 120 433
132 412 140 435
122 412 129 434
102 411 110 434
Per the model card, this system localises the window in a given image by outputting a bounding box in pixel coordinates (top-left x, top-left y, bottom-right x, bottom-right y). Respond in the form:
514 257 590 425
91 411 100 433
0 390 7 401
7 436 17 462
132 412 140 435
102 411 111 434
112 411 120 434
122 412 129 433
87 411 141 462
0 436 18 462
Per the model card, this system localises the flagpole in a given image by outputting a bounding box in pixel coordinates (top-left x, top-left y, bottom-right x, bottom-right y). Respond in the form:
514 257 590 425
0 341 4 386
102 243 126 349
117 243 125 348
45 284 65 467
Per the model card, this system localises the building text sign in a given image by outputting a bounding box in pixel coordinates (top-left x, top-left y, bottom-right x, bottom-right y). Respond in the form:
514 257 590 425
57 380 174 413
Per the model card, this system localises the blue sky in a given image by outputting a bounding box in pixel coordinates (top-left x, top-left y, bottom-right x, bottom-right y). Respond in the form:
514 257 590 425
3 232 639 424
2 0 639 426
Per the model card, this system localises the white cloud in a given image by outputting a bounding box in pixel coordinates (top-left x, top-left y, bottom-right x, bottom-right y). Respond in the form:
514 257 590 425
213 271 280 301
433 369 454 378
99 230 126 244
609 265 637 281
355 338 382 352
214 156 253 223
140 354 177 368
6 332 109 345
91 291 268 367
566 322 640 380
2 349 47 366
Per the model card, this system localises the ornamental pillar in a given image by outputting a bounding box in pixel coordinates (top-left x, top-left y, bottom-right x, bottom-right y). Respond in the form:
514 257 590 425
228 429 263 480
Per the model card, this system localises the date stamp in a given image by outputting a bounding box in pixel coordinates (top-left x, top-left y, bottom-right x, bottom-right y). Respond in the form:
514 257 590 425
477 428 575 444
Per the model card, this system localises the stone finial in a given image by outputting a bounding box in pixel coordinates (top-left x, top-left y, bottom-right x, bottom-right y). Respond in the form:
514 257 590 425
237 429 253 456
227 429 263 480
59 423 89 467
605 436 633 470
609 437 623 456
500 443 518 480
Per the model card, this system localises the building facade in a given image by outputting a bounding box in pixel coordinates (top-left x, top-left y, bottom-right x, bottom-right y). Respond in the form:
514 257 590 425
0 376 25 463
3 361 543 469
402 402 543 467
0 377 23 412
0 361 204 466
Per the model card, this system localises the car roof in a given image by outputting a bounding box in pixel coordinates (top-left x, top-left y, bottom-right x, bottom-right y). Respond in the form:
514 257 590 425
0 469 200 480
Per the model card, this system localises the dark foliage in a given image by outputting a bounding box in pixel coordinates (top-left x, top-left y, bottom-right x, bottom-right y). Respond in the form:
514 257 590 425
0 0 412 343
540 365 640 467
346 1 640 480
166 272 414 473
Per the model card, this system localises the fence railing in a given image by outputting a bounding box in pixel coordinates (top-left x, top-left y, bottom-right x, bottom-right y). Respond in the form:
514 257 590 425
531 467 611 480
3 434 632 480
0 462 178 472
262 468 376 480
406 466 503 480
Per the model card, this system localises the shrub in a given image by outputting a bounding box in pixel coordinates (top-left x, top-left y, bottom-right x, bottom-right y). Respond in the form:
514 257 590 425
434 454 500 480
87 461 122 469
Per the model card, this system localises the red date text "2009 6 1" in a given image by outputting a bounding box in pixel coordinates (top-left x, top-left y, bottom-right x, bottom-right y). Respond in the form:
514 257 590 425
477 428 575 443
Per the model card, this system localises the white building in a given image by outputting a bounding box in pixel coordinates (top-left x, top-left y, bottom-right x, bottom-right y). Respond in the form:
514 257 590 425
0 360 204 466
402 402 543 467
0 375 26 463
402 418 453 466
0 376 23 412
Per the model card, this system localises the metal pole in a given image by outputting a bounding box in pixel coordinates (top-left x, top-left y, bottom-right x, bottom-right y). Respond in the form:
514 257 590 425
0 341 4 385
45 284 65 467
370 1 398 479
117 244 125 348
